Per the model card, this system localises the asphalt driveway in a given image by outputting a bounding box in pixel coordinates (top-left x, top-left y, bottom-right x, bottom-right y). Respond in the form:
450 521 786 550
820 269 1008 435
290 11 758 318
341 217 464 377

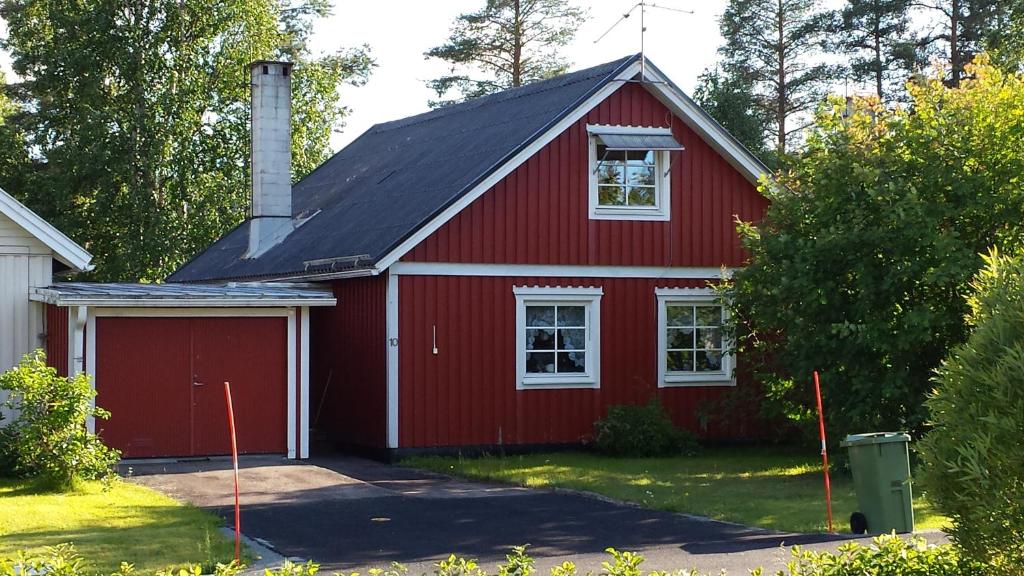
125 455 899 574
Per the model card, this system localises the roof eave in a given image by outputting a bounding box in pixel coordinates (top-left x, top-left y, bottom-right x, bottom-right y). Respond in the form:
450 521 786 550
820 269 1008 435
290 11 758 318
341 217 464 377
0 187 93 272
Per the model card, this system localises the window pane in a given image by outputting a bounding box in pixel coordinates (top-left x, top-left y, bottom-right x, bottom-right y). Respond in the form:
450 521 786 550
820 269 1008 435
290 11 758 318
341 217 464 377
695 306 722 326
666 305 694 326
666 327 694 349
696 350 723 372
627 165 656 186
667 350 694 372
696 327 722 350
526 328 555 350
557 328 586 350
558 352 586 373
557 306 585 326
628 150 655 165
526 305 555 327
628 186 656 206
599 185 625 206
526 352 556 373
598 165 623 185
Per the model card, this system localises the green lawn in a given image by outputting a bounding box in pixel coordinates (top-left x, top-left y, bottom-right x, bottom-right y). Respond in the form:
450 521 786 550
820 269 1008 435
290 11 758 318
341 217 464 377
0 477 237 574
404 447 947 534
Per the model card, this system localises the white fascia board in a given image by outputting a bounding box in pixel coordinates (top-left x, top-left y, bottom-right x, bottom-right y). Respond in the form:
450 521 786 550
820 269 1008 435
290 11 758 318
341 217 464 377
640 66 769 186
372 60 645 271
0 187 93 272
391 262 734 279
29 291 336 308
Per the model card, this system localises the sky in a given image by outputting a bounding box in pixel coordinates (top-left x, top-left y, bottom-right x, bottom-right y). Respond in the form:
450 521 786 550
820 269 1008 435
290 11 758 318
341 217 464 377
316 0 730 149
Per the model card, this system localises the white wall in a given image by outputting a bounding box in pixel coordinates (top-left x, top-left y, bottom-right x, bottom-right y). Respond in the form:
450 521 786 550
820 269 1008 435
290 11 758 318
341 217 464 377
0 211 53 419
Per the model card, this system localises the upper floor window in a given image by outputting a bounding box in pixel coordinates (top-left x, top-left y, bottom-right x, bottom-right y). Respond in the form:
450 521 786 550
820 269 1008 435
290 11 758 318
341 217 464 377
587 125 683 221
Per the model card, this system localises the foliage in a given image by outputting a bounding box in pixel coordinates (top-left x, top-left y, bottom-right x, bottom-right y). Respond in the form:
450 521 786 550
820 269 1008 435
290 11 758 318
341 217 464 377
719 0 843 153
0 0 374 282
692 66 772 165
593 398 699 457
767 534 971 575
828 0 919 102
263 560 320 576
918 248 1024 574
727 58 1024 442
0 350 119 490
424 0 587 107
916 0 1022 86
497 546 533 576
1 545 244 576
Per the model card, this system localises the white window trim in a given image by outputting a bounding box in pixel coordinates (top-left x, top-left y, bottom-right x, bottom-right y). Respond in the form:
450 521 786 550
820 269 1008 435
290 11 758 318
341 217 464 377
587 125 672 221
655 287 735 387
514 286 602 390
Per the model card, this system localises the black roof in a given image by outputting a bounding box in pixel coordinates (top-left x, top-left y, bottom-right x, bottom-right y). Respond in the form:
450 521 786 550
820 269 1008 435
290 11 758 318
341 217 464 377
170 55 640 282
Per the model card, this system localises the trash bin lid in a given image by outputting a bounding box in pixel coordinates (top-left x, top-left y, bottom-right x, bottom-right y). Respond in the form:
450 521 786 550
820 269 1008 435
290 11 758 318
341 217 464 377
840 432 911 447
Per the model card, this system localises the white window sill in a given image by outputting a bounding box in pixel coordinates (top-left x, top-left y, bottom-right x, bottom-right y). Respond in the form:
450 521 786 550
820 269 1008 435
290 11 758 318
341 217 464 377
518 376 599 390
590 207 670 221
659 373 736 388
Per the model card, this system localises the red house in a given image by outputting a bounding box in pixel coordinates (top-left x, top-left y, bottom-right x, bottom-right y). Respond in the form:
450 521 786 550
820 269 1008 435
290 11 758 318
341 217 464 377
168 54 770 457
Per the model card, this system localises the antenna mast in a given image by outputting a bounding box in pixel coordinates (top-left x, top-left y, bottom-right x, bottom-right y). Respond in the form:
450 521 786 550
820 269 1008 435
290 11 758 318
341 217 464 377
594 1 694 82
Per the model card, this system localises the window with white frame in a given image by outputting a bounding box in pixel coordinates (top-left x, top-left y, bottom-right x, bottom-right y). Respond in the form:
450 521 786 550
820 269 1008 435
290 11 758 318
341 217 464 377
656 288 734 386
587 125 683 221
514 286 602 389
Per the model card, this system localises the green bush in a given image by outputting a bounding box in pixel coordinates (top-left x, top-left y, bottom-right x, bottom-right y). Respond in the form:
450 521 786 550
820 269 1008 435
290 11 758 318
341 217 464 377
594 398 699 457
918 248 1024 574
1 545 242 576
766 534 973 575
0 350 120 489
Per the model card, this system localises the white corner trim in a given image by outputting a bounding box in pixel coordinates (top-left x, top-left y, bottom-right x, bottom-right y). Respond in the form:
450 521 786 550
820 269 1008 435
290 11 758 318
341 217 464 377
586 124 675 136
372 60 644 271
655 288 735 388
85 307 97 434
514 286 602 390
299 306 310 459
287 308 297 459
386 271 399 448
0 187 93 272
390 262 734 279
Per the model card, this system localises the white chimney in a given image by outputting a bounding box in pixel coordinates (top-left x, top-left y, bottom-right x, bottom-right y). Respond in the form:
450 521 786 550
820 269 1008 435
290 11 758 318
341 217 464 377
246 60 294 259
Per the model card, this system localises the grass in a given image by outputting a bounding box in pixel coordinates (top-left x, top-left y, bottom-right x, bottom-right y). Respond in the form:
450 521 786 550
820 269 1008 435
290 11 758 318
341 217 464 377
0 477 238 574
404 447 948 534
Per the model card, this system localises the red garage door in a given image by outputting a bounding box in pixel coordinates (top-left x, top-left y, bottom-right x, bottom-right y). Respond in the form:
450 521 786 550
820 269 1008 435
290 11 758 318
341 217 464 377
94 315 288 458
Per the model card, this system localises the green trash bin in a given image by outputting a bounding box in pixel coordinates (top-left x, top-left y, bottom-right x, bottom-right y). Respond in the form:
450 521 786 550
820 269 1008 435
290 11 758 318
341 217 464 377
840 432 914 535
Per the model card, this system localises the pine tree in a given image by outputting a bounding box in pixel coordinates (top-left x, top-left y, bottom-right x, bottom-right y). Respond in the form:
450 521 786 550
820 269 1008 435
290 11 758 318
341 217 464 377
424 0 587 107
719 0 843 154
692 67 772 165
831 0 918 101
917 0 1020 85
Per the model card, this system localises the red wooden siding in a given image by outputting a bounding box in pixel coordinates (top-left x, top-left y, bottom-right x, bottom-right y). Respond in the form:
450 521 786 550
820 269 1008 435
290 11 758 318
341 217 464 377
310 275 388 449
45 304 68 377
404 82 769 267
95 316 288 458
398 275 751 448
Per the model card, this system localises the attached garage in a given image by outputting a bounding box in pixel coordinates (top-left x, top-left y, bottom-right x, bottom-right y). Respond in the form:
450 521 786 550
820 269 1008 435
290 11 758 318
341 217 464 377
32 283 336 459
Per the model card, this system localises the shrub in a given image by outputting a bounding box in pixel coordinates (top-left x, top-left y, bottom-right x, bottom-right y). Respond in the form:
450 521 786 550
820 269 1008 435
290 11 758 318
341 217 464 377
918 248 1024 574
763 534 972 576
594 398 699 457
0 545 242 576
0 350 120 489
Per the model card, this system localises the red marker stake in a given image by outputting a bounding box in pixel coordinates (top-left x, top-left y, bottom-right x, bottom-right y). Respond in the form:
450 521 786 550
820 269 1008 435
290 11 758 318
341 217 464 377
814 371 834 533
224 381 241 562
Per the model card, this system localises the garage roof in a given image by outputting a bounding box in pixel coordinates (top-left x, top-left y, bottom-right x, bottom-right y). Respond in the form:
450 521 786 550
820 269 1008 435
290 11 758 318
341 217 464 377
31 282 337 307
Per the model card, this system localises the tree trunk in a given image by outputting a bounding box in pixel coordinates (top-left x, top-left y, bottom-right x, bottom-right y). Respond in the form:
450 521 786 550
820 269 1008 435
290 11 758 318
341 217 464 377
874 7 883 100
950 0 961 87
512 0 523 86
776 0 786 153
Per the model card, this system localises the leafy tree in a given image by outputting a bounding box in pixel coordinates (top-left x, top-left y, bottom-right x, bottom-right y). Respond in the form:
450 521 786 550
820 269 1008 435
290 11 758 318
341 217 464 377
726 58 1024 442
919 248 1024 574
424 0 587 107
829 0 918 102
719 0 843 154
916 0 1021 85
692 66 772 165
0 0 374 282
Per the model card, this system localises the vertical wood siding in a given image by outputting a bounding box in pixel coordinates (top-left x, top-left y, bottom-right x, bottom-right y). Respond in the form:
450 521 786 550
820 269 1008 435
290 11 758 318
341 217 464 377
45 304 68 377
310 276 388 449
398 275 750 448
403 82 769 267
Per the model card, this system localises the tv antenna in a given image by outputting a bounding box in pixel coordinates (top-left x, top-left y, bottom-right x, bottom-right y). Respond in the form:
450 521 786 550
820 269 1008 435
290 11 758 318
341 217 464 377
594 2 694 82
